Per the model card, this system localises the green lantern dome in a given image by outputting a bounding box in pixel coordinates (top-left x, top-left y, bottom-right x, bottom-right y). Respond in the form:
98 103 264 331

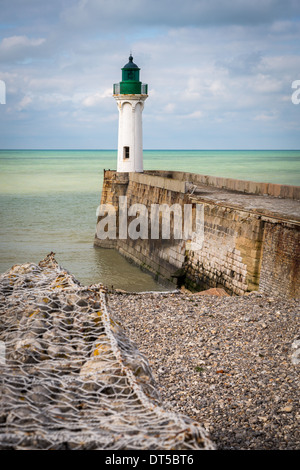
113 55 148 95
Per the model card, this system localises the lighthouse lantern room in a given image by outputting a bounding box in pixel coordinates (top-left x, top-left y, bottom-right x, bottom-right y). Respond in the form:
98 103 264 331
113 55 148 173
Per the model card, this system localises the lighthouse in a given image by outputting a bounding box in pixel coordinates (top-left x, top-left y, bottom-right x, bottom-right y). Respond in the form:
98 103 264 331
113 55 148 173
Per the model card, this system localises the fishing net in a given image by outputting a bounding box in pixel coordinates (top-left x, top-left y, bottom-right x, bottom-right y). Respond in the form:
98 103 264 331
0 253 215 450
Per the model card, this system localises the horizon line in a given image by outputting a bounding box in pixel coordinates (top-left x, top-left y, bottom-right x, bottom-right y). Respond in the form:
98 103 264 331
1 148 300 152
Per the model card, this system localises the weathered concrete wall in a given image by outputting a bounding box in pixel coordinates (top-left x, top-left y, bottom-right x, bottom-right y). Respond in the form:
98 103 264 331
145 170 300 200
95 170 300 297
95 170 189 287
184 204 264 295
259 222 300 298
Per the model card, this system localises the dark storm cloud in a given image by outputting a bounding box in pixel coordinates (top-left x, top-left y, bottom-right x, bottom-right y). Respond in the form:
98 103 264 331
59 0 300 29
2 0 300 30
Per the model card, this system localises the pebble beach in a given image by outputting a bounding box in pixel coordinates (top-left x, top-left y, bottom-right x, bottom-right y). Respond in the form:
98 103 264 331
109 289 300 450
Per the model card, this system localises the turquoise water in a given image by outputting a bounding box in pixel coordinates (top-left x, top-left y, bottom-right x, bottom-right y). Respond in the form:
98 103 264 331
144 150 300 186
0 149 299 290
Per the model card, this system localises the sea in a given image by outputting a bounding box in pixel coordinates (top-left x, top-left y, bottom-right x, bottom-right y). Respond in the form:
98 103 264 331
0 149 299 291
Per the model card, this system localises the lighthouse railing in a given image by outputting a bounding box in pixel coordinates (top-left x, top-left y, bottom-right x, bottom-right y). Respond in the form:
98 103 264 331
141 83 148 94
113 83 148 95
113 83 120 94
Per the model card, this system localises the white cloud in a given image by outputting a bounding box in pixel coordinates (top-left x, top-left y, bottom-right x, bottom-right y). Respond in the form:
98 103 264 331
0 36 45 49
17 95 33 111
163 103 176 113
254 111 278 121
82 89 112 107
0 35 46 61
250 74 283 94
181 110 203 120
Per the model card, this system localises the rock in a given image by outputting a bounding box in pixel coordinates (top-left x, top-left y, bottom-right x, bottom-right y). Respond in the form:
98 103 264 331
279 406 293 413
291 339 300 365
192 288 230 297
14 338 44 363
79 358 122 391
291 349 300 365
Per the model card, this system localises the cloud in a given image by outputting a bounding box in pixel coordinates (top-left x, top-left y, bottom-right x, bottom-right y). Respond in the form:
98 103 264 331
218 51 263 76
82 89 112 107
0 35 46 62
0 36 45 49
181 110 203 120
60 0 300 29
254 111 278 121
17 95 33 111
0 0 299 149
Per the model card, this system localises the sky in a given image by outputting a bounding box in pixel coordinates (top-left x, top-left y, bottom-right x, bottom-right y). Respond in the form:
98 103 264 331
0 0 299 150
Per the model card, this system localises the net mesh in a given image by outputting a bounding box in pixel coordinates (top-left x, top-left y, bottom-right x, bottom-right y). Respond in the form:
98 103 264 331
0 253 215 450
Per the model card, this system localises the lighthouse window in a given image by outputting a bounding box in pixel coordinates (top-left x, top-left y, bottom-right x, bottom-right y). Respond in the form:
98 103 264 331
127 71 134 80
123 146 130 159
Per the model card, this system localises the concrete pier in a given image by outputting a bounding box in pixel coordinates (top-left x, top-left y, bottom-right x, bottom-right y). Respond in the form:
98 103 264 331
95 170 300 298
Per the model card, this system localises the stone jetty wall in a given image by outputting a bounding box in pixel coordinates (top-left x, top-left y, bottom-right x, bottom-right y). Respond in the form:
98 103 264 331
259 222 300 298
94 170 300 298
144 169 300 200
183 204 264 295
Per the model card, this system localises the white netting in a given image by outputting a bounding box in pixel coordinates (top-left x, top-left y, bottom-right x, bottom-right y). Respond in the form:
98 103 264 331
0 253 215 450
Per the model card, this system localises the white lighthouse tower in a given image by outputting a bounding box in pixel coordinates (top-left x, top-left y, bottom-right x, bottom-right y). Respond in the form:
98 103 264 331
113 55 148 172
